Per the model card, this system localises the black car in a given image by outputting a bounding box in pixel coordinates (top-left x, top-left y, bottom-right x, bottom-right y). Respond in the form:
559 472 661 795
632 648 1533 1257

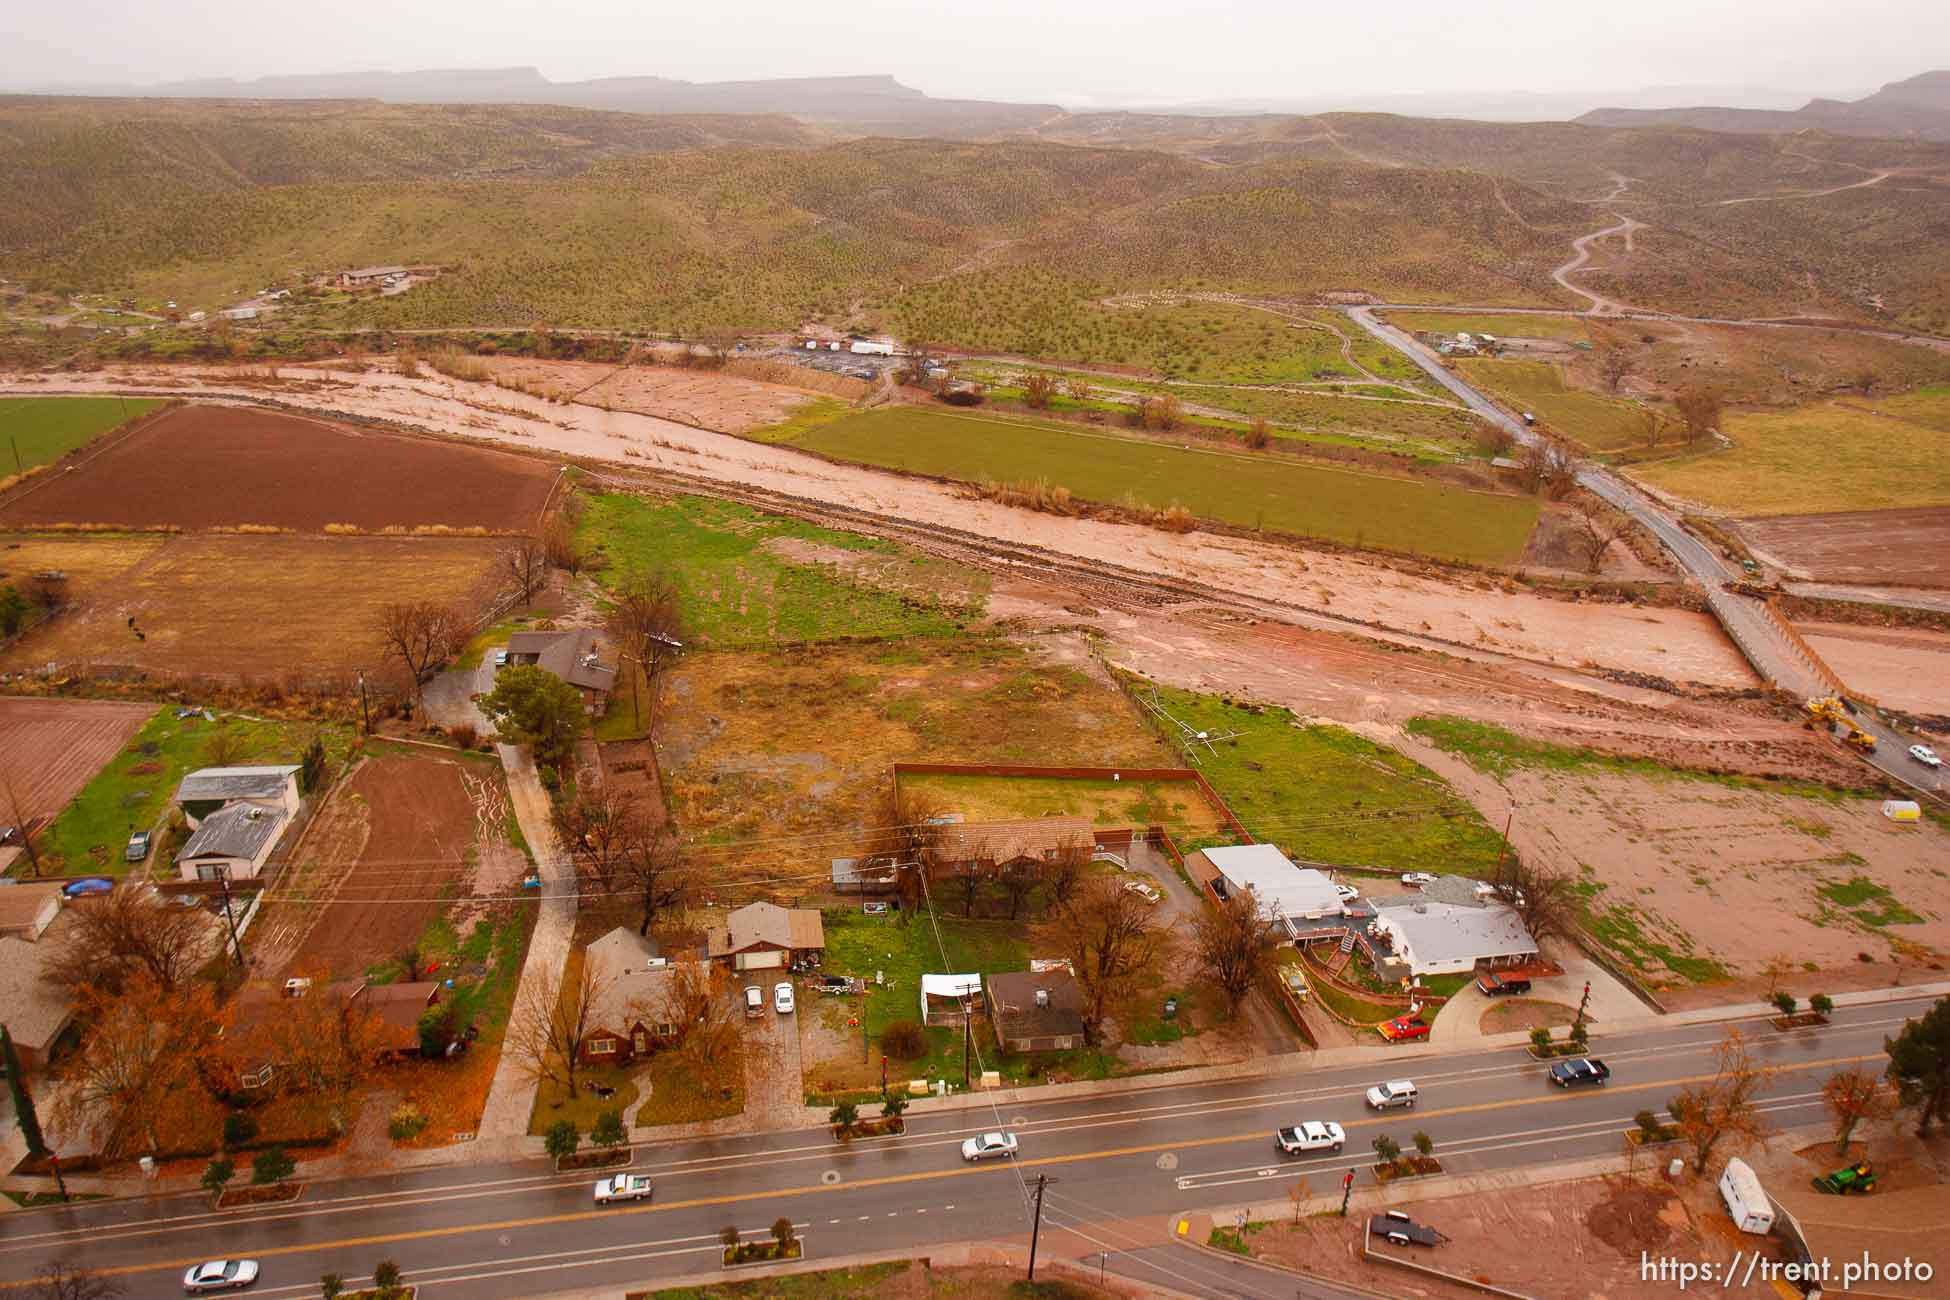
1549 1057 1610 1087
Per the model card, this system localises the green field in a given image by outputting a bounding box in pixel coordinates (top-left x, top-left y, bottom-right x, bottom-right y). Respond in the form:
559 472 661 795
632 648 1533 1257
789 407 1539 564
1453 358 1656 451
894 771 1227 833
1382 312 1591 343
0 396 162 477
1143 686 1507 874
1632 390 1950 514
577 492 982 648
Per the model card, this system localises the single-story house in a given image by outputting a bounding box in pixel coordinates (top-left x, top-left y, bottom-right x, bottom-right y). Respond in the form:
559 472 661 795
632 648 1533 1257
707 901 824 971
1769 1179 1950 1300
587 926 664 981
338 265 407 287
1368 897 1538 977
0 936 75 1073
221 986 315 1089
986 969 1085 1053
1191 844 1345 927
577 962 686 1066
504 629 617 712
0 881 65 942
830 857 899 895
348 981 442 1059
175 802 290 882
920 972 984 1025
932 817 1094 871
174 764 301 828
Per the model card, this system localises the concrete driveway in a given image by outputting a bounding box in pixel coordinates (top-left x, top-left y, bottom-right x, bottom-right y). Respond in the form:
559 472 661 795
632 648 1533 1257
421 653 497 733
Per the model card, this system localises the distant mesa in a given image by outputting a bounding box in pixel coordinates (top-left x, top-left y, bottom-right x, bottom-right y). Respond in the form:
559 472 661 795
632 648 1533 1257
1576 69 1950 139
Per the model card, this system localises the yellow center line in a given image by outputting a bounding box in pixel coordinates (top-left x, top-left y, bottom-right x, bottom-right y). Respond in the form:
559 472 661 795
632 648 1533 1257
4 1053 1875 1288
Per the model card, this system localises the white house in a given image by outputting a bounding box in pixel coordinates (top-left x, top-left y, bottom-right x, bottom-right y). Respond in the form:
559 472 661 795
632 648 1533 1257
174 765 301 828
0 882 65 942
1369 897 1537 977
1197 844 1345 925
175 802 290 882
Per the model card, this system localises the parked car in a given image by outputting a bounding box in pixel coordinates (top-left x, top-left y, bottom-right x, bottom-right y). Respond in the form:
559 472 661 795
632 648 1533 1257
961 1131 1019 1162
1400 872 1436 887
593 1174 655 1204
1334 883 1360 901
125 830 152 862
493 649 509 668
1122 880 1162 903
1475 972 1531 998
774 981 795 1014
1910 744 1943 769
1379 1016 1429 1042
1549 1057 1610 1088
1370 1211 1444 1248
816 975 854 995
1365 1079 1418 1110
182 1259 258 1293
62 876 114 898
743 985 764 1018
1274 1121 1345 1154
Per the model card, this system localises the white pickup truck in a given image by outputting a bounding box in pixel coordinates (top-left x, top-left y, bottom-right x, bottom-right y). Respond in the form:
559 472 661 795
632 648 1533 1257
593 1174 654 1204
1274 1121 1346 1155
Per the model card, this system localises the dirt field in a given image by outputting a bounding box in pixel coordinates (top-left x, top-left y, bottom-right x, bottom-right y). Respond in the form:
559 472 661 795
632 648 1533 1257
893 771 1230 833
478 357 821 434
0 403 556 531
1793 621 1950 717
0 534 506 680
251 751 526 979
1403 745 1950 988
1739 506 1950 587
0 696 155 826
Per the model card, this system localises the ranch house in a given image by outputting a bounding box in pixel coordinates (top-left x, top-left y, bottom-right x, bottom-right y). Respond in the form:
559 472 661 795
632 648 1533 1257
577 962 685 1066
174 802 290 882
337 265 406 287
1369 882 1538 978
707 901 825 971
931 816 1095 872
986 969 1085 1053
0 936 75 1073
174 765 301 828
504 629 618 713
0 881 65 942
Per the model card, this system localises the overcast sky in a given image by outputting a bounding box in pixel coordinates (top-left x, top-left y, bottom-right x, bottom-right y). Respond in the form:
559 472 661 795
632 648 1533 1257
4 0 1939 105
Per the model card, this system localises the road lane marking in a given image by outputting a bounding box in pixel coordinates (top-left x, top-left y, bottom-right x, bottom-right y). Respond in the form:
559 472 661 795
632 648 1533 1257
0 1052 1878 1288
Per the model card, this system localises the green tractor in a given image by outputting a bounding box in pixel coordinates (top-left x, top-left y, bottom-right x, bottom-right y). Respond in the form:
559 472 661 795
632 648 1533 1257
1812 1160 1876 1195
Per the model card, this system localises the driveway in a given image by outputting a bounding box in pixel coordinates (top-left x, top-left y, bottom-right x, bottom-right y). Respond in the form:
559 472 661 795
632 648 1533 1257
421 654 496 734
744 989 808 1130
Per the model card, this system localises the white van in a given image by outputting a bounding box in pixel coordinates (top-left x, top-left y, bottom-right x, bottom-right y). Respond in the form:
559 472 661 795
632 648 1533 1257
1718 1158 1774 1234
743 985 764 1018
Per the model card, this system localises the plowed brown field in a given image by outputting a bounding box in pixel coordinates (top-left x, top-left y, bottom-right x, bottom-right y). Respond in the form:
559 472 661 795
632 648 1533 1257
0 403 556 532
1738 506 1950 587
0 696 155 825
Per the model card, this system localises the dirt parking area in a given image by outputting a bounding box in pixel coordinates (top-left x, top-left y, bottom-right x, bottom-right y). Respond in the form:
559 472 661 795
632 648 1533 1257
480 357 819 434
251 751 526 979
0 696 155 827
1792 621 1950 717
0 403 556 531
1740 506 1950 587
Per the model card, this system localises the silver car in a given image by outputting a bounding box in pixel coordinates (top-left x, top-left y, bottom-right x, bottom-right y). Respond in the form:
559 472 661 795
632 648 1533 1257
183 1259 258 1293
961 1130 1019 1161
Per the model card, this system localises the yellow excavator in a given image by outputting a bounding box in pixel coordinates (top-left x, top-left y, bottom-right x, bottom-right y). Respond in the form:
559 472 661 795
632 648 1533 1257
1807 697 1876 752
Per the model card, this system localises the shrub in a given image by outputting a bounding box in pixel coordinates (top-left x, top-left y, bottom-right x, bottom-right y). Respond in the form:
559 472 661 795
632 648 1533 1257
1412 1131 1434 1157
1372 1134 1400 1165
320 1275 344 1300
881 1091 908 1121
449 722 479 750
201 1157 235 1195
829 1100 860 1129
251 1146 295 1185
771 1216 797 1251
544 1120 581 1160
720 1224 740 1250
222 1111 259 1149
881 1020 926 1060
1568 1021 1589 1048
388 1102 428 1141
1771 991 1798 1016
1245 418 1271 450
591 1109 627 1150
372 1259 402 1290
1634 1109 1672 1141
1156 504 1196 534
1810 992 1834 1017
1530 1026 1554 1052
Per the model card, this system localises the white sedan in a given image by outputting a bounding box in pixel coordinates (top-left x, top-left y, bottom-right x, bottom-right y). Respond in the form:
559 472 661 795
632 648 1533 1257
1401 872 1436 887
1334 883 1360 901
961 1130 1020 1161
1910 744 1943 769
1122 880 1163 903
183 1259 259 1293
774 981 795 1014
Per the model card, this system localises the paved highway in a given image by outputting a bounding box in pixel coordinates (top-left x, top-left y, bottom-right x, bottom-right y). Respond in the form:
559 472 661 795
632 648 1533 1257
2 996 1929 1300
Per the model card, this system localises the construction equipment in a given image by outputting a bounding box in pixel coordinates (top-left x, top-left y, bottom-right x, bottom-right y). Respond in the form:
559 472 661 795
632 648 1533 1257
1804 697 1846 725
1812 1160 1876 1195
1845 726 1878 753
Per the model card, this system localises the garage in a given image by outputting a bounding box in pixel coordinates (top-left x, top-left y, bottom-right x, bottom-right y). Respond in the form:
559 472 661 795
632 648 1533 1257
735 949 785 971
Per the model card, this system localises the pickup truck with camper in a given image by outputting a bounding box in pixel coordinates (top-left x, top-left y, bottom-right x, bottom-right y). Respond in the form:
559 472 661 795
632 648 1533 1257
593 1174 654 1204
1549 1057 1609 1088
1274 1121 1346 1155
1475 971 1530 997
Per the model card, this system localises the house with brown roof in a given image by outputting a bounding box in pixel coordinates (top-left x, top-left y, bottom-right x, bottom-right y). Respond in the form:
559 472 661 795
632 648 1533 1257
577 962 685 1066
504 629 617 712
707 901 825 972
0 882 64 941
0 936 75 1073
348 981 442 1060
986 969 1085 1053
932 817 1094 871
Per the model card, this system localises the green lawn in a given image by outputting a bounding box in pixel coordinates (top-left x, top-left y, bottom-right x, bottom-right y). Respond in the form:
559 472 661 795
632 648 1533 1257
1141 685 1506 875
894 771 1226 833
528 1064 642 1137
0 396 163 477
743 396 855 445
1454 358 1656 452
577 492 977 647
791 406 1539 564
635 1048 746 1127
34 709 353 877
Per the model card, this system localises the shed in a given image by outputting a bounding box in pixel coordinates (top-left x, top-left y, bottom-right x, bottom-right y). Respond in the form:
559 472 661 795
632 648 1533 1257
831 857 899 895
174 764 301 827
707 901 825 971
986 969 1085 1053
174 802 289 882
0 935 74 1071
920 973 984 1025
1194 844 1345 924
0 881 64 942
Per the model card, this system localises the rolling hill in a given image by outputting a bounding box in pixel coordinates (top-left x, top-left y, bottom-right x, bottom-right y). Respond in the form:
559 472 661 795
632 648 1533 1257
1578 70 1950 140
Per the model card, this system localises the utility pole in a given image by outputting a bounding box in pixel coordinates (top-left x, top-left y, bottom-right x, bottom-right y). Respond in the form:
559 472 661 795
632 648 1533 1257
1493 806 1515 880
1026 1174 1056 1281
216 868 246 968
962 993 972 1090
356 671 372 735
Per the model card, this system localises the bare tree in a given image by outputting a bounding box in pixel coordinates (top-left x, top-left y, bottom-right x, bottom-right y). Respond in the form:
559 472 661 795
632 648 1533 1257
1850 365 1878 397
1045 873 1165 1045
506 959 613 1099
1193 889 1280 1015
657 960 737 1078
1597 347 1635 393
56 976 225 1157
621 829 695 937
46 889 211 996
0 766 47 877
1668 1027 1771 1173
998 856 1047 921
502 538 549 607
606 568 687 734
1064 377 1094 404
28 1261 125 1300
1489 857 1577 949
262 966 391 1106
1638 407 1662 450
1821 1066 1895 1155
1472 420 1514 458
1567 498 1624 574
553 786 651 896
1674 386 1723 445
1519 441 1579 499
542 516 587 576
1021 372 1060 409
376 601 463 702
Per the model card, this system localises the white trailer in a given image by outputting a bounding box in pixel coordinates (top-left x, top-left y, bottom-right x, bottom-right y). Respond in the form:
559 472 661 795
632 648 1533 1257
1718 1158 1774 1235
849 339 897 356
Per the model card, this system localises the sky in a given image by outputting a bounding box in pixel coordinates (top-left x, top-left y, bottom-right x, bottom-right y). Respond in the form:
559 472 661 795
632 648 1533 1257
4 0 1941 106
